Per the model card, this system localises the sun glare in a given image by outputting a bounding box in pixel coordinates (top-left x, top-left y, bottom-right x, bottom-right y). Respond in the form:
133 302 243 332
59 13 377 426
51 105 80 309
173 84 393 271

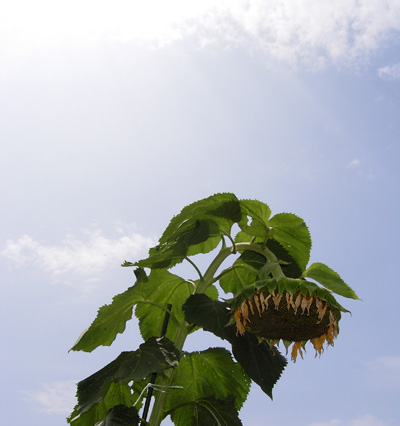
1 0 219 49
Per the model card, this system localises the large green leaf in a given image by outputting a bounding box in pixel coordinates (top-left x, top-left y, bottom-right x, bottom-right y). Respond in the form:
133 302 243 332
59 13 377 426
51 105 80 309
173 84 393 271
183 294 230 341
96 405 140 426
134 194 242 270
302 262 359 299
136 219 222 269
268 213 311 271
70 270 150 352
238 199 271 238
135 270 218 341
164 348 250 425
160 193 242 243
183 294 287 399
72 337 179 419
68 383 136 426
71 269 206 353
230 333 286 399
70 287 138 353
166 395 242 426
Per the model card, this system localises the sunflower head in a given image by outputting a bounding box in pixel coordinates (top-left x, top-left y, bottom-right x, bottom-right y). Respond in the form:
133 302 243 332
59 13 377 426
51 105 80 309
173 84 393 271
230 278 346 362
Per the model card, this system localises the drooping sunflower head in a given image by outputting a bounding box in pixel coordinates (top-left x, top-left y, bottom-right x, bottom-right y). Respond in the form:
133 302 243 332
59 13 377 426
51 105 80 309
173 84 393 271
230 278 347 362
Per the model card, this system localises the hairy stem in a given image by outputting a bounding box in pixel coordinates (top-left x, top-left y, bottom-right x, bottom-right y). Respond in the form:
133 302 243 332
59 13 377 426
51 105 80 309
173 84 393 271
148 241 284 425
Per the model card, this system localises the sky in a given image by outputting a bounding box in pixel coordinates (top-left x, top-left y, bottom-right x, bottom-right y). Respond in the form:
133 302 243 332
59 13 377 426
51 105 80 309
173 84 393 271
1 0 400 425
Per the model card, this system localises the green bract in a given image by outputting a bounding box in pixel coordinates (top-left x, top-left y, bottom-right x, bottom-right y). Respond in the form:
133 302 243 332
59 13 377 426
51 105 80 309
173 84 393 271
69 193 359 425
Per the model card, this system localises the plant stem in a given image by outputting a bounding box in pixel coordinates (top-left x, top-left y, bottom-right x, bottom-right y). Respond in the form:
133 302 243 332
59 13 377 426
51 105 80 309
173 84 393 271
148 241 284 425
147 322 191 425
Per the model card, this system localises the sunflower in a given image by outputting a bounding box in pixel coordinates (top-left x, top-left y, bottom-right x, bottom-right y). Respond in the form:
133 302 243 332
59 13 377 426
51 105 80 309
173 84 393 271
230 278 347 362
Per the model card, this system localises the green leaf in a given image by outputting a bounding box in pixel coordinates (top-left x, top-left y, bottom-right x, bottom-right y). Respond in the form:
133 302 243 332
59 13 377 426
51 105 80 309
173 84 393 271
219 251 265 295
183 295 230 340
135 219 221 270
257 261 280 279
160 193 242 243
183 294 287 399
167 395 242 426
302 262 359 299
219 267 256 296
231 333 286 399
96 405 140 426
134 193 243 271
164 348 250 426
135 269 218 342
72 337 179 418
268 213 311 271
266 238 302 278
70 270 149 352
238 199 271 238
71 268 213 353
68 383 136 426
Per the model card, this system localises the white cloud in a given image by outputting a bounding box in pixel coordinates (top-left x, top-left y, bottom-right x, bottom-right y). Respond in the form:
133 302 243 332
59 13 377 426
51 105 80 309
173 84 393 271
309 414 389 426
2 0 400 68
378 63 400 80
0 228 154 278
24 380 77 414
364 356 400 389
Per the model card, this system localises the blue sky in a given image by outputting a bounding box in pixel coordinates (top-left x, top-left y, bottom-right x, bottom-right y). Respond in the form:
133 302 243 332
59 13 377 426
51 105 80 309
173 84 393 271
1 1 400 425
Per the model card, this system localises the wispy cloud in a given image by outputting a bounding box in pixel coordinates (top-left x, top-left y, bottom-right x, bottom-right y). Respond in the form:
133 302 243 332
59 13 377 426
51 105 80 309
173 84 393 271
378 63 400 80
3 1 400 69
347 158 361 169
1 227 154 279
346 157 375 181
309 414 389 426
24 380 77 414
363 356 400 389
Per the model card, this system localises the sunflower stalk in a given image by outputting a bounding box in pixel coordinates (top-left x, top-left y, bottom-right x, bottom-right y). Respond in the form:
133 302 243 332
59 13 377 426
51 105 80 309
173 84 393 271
149 241 285 425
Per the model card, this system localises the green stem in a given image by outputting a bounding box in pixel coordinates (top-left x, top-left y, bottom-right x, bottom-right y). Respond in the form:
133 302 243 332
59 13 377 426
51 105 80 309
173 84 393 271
185 256 203 280
147 241 283 425
147 323 190 425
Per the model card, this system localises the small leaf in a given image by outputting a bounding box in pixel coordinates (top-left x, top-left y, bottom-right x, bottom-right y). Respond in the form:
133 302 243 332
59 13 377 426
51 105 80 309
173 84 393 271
165 348 250 425
266 238 302 278
302 262 359 299
219 267 257 295
68 382 136 426
238 199 271 238
269 213 311 271
219 251 265 294
74 337 179 417
96 405 140 426
258 261 280 279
